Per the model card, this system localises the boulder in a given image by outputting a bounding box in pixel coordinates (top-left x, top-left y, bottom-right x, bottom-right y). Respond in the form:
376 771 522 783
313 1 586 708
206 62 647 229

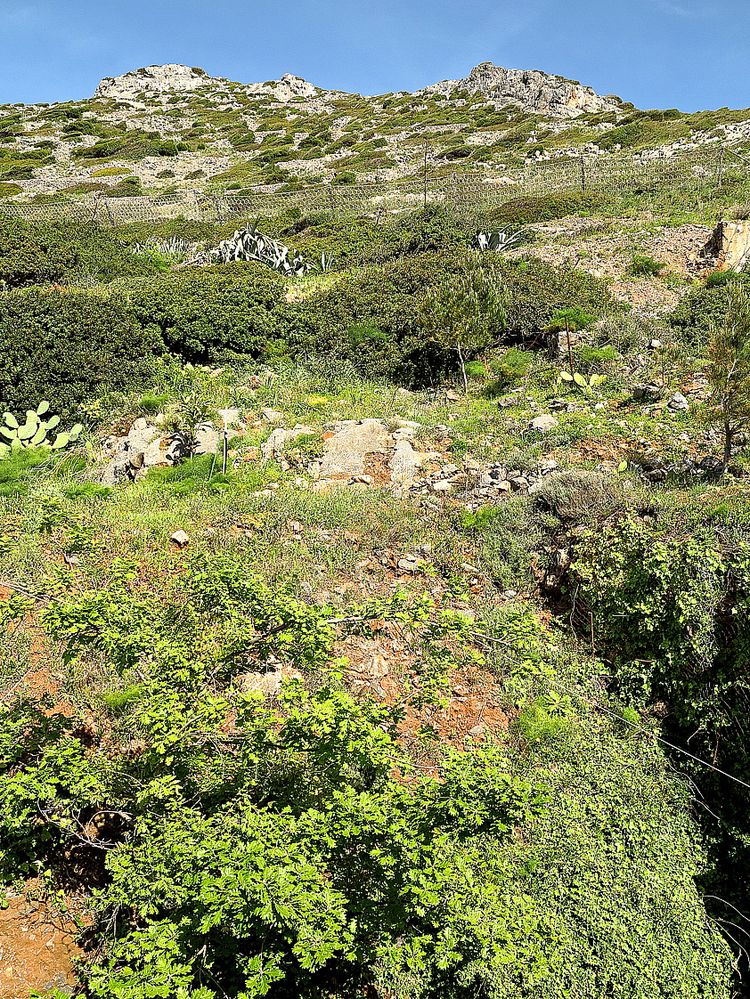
529 415 559 433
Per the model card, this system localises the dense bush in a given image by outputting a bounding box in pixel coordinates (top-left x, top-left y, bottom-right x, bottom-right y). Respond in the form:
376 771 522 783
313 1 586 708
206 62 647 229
288 253 615 383
572 512 750 938
0 555 733 998
484 190 606 228
0 218 156 289
0 287 163 416
670 272 750 348
123 263 288 363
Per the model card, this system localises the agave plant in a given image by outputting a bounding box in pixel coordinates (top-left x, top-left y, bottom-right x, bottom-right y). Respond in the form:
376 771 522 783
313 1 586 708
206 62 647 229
132 236 196 261
199 225 313 277
474 228 526 253
0 401 83 457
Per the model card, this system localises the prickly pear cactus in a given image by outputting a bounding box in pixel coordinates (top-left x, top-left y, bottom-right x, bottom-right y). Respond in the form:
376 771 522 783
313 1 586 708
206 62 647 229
0 401 83 458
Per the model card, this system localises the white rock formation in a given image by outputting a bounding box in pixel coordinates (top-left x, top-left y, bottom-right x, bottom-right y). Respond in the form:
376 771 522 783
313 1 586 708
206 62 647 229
420 62 622 118
95 64 221 100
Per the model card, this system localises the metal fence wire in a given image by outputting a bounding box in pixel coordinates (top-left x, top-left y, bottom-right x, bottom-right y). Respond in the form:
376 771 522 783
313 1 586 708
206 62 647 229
0 144 741 226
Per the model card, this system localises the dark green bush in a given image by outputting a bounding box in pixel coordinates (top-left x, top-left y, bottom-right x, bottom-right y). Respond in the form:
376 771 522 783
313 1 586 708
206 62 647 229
124 263 287 363
487 346 534 391
502 258 615 341
0 287 163 416
286 251 479 382
287 252 615 383
484 190 606 228
670 273 750 347
0 218 156 288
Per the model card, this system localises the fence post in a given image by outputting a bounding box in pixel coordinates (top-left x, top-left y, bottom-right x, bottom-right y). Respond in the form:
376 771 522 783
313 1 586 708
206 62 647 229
579 155 587 193
89 194 101 225
716 146 725 190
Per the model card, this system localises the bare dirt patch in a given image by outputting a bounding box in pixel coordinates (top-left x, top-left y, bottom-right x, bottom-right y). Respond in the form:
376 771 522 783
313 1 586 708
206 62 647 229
0 887 82 999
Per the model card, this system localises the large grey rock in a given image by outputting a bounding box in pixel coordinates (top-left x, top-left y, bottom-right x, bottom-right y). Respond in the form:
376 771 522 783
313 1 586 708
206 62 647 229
667 392 689 412
419 62 622 118
310 419 391 480
391 438 427 489
95 64 220 100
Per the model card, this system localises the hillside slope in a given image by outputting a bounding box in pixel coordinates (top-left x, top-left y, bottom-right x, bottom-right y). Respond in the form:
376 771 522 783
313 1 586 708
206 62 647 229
2 60 750 203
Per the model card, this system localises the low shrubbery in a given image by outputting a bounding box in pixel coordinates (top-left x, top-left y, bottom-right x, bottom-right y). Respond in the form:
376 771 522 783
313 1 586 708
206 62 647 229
0 218 156 289
0 287 163 417
670 272 750 347
484 190 606 228
288 252 616 383
0 554 733 998
123 263 288 363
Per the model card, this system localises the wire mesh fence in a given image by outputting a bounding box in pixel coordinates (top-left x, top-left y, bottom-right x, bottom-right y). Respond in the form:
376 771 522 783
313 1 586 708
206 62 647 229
0 144 740 227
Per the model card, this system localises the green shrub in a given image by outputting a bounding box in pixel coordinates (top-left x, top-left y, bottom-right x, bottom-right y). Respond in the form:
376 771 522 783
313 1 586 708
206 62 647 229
502 259 614 341
125 263 287 363
670 273 750 347
484 190 605 228
0 218 155 289
288 253 614 384
629 254 666 277
574 343 617 371
0 288 163 416
487 346 534 390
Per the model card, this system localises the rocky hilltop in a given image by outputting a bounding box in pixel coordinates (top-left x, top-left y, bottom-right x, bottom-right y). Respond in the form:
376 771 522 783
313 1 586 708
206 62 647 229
95 64 323 104
95 64 222 99
93 61 620 118
1 60 748 202
420 61 623 118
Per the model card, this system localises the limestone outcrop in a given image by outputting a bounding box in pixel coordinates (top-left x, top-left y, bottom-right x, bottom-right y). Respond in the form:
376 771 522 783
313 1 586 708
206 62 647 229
420 62 623 118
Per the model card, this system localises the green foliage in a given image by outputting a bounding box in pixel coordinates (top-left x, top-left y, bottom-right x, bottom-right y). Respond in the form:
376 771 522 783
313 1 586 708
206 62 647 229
547 306 598 334
704 284 750 464
0 400 82 457
487 347 534 391
572 514 750 914
671 272 750 348
0 445 50 496
630 253 666 277
418 256 508 390
125 264 287 364
0 287 163 417
0 218 156 289
0 552 733 998
485 190 605 228
289 253 614 384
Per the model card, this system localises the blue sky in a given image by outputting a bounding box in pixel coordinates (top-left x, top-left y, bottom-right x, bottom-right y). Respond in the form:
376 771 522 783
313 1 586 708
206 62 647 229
1 0 748 111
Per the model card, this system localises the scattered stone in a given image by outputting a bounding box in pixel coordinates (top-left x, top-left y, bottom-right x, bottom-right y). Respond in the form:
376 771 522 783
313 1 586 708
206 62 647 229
397 555 420 573
170 530 190 549
667 392 689 412
261 408 284 424
529 414 559 433
633 382 660 402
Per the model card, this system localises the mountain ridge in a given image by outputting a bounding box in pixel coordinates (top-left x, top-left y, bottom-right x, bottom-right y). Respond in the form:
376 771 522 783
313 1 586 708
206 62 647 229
93 60 624 118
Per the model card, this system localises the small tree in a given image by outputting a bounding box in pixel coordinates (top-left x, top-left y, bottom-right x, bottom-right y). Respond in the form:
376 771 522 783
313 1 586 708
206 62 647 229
705 284 750 469
419 258 508 393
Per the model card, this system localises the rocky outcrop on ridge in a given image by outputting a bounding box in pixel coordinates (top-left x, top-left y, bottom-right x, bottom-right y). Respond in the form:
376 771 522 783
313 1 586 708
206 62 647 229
420 61 623 118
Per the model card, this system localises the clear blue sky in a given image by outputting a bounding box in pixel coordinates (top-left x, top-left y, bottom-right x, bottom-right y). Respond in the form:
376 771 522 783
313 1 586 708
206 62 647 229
2 0 748 112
